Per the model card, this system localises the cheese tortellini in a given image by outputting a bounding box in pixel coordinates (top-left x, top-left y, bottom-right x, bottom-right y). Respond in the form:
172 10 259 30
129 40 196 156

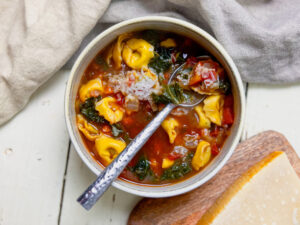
162 117 179 144
95 135 126 166
79 78 104 102
194 104 211 128
162 158 175 169
108 34 154 70
160 38 176 48
76 114 100 141
194 94 224 128
122 38 154 69
112 34 131 69
192 140 211 171
95 96 124 124
203 95 224 126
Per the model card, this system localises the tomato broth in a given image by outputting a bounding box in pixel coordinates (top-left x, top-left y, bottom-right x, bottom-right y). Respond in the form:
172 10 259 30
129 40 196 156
76 30 234 185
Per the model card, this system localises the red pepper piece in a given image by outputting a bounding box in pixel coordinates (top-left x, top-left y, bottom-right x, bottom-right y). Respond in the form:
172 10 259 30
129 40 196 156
222 107 234 125
211 142 220 156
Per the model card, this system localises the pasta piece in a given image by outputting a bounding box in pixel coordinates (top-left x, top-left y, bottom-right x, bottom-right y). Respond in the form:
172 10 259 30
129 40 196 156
95 96 124 124
76 114 100 141
122 38 154 69
192 140 211 171
95 135 126 166
105 44 114 65
160 38 176 48
194 104 211 128
162 158 175 169
112 33 131 69
203 95 224 126
162 117 179 144
79 78 104 102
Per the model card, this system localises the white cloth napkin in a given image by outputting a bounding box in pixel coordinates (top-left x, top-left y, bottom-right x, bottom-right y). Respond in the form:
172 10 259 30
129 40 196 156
1 0 300 126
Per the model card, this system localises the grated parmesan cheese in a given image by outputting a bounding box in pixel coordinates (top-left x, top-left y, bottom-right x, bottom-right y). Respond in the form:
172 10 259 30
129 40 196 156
107 69 162 102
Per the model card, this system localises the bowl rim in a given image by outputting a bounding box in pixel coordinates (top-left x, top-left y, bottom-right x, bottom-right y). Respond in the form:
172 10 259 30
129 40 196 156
65 16 245 198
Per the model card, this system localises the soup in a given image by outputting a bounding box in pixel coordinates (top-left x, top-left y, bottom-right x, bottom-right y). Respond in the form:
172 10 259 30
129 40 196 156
75 30 234 185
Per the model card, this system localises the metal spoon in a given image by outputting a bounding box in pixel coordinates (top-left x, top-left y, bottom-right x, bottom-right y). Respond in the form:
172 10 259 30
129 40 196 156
77 60 207 210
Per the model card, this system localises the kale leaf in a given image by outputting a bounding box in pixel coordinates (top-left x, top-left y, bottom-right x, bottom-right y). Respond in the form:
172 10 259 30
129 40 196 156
151 83 185 104
148 47 173 74
219 80 231 95
131 156 151 181
166 83 185 104
80 97 106 124
94 55 109 70
151 92 173 104
161 153 194 181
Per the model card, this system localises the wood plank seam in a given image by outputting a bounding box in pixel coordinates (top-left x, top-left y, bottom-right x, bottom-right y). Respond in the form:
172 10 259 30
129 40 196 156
57 140 72 225
241 82 249 141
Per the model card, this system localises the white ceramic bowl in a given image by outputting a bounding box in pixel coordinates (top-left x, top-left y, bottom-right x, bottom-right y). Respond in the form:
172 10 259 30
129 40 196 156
65 16 245 198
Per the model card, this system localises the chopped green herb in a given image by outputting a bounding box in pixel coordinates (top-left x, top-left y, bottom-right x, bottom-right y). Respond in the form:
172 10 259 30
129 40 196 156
161 153 194 181
94 56 109 70
130 157 151 180
148 47 173 74
80 97 106 124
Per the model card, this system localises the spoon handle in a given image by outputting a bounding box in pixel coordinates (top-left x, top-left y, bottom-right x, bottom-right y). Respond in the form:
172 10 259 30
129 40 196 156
77 103 176 210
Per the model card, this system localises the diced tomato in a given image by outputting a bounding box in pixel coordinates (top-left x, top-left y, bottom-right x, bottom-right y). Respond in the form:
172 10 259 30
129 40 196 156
164 73 170 80
224 95 234 107
189 60 218 86
189 68 203 85
210 126 219 137
102 125 111 133
186 56 198 67
104 86 114 94
167 152 181 160
211 142 220 156
115 92 125 105
222 107 234 125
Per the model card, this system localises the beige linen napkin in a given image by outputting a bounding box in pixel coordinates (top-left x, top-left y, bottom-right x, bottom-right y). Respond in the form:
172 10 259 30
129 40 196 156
0 0 110 126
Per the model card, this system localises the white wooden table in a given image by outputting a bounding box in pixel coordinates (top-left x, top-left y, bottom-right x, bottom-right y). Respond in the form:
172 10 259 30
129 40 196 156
1 70 300 225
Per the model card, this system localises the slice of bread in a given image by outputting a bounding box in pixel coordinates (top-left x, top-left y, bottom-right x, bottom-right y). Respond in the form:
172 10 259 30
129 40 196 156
198 151 300 225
